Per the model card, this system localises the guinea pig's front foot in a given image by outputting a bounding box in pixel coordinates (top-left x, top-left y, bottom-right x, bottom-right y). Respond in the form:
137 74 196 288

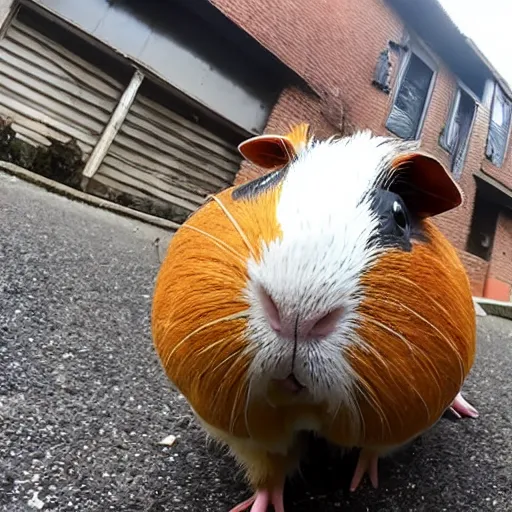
229 488 284 512
349 449 379 492
449 392 479 419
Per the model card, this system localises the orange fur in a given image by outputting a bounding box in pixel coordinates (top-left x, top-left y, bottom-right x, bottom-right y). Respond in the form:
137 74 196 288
151 133 476 496
152 185 291 439
152 183 324 487
325 220 476 448
284 123 311 154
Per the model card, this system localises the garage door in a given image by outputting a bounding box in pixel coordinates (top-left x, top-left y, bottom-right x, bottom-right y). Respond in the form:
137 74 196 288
0 17 123 158
92 88 244 224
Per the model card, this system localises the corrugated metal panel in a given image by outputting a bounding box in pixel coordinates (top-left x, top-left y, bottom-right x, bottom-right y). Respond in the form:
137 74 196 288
94 91 243 218
0 18 123 158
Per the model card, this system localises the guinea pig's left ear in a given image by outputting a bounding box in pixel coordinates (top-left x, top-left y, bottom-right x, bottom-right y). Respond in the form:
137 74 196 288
390 152 464 218
238 135 296 170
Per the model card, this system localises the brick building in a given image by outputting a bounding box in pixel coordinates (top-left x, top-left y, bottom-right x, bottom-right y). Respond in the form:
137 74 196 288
211 0 512 302
0 0 510 301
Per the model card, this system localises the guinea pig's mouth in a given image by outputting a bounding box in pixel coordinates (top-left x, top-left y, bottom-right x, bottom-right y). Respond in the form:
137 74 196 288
272 373 305 394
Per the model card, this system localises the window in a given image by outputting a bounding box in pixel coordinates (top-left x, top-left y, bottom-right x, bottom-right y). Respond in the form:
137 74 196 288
386 52 435 140
440 87 476 179
486 84 512 167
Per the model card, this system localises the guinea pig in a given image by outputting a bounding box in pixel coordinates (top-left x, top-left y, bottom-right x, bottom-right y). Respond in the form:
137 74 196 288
151 124 477 512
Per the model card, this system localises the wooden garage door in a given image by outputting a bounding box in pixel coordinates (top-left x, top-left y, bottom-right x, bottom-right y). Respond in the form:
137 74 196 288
0 18 123 158
93 89 243 223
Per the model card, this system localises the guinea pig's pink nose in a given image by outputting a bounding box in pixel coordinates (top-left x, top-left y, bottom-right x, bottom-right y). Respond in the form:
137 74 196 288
257 287 344 340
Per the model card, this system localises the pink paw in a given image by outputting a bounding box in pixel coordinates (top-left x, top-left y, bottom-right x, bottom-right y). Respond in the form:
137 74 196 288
444 392 479 420
229 488 284 512
350 449 379 492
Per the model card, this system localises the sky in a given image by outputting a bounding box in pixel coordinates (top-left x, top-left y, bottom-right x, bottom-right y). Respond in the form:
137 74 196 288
438 0 512 85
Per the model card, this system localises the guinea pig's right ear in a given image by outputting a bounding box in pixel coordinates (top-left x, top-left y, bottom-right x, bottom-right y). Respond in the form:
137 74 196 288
390 152 464 218
238 135 296 170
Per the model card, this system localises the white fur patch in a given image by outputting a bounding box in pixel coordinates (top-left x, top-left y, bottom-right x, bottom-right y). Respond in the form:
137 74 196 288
243 131 416 430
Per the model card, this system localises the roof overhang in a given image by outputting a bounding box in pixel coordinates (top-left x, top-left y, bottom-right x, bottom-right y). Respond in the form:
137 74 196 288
466 38 512 99
175 0 314 94
386 0 494 99
475 169 512 212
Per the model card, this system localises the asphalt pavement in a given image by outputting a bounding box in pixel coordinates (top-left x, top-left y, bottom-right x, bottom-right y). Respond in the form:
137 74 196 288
1 171 511 512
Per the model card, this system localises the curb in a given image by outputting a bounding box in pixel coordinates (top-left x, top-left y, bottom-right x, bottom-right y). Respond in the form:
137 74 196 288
0 161 180 233
3 160 512 321
473 297 512 321
473 299 488 317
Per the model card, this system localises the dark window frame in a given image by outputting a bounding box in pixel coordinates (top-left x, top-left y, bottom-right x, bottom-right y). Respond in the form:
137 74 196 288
386 40 437 141
439 84 477 179
485 82 512 168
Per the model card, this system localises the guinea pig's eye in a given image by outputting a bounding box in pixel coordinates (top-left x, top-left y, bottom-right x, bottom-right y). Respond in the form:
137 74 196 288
392 200 408 231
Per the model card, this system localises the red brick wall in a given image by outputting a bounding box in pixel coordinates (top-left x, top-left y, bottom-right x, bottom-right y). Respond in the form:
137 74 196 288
235 86 335 184
458 250 489 297
488 212 512 291
433 105 491 250
216 0 512 295
212 0 403 134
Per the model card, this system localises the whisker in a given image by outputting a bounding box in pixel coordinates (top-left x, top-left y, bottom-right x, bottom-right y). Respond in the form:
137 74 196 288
384 275 469 340
228 350 257 436
244 375 255 439
163 310 249 367
345 337 394 437
196 336 236 357
364 293 466 388
352 392 366 439
359 317 438 419
354 329 428 420
329 369 367 441
393 302 466 386
208 194 256 258
229 376 246 435
210 347 247 374
363 316 423 359
180 224 246 264
352 372 393 438
352 378 386 437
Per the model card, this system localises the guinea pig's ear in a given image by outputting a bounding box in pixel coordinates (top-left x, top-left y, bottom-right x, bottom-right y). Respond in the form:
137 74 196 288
389 152 464 218
238 135 296 170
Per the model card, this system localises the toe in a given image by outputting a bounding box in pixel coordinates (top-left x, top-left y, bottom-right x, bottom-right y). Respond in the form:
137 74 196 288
350 450 379 492
451 392 479 418
270 488 285 512
229 489 278 512
229 495 257 512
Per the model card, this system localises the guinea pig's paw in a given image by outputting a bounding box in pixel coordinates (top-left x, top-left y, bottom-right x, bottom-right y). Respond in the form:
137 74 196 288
449 392 479 419
349 449 380 492
229 488 284 512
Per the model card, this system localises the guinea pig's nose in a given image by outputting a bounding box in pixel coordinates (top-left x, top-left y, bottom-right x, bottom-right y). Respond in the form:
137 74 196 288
257 286 344 340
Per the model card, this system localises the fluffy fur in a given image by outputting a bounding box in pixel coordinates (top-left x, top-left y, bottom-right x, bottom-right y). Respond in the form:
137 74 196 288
151 129 476 495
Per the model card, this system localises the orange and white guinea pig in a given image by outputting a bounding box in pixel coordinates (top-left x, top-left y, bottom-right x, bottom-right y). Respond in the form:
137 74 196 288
151 124 478 512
